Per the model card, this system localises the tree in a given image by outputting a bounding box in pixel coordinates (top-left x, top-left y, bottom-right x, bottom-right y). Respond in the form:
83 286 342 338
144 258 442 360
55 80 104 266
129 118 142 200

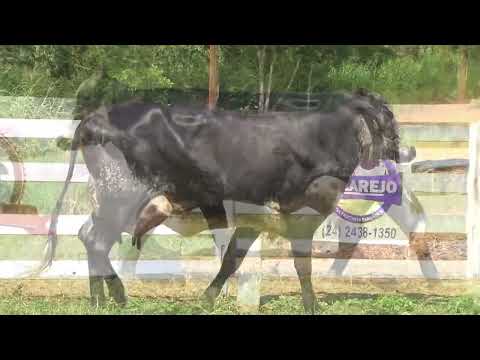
208 45 220 110
457 46 470 103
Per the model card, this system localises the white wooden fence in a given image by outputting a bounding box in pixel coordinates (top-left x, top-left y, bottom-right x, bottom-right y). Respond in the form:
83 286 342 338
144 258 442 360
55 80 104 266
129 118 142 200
0 105 479 308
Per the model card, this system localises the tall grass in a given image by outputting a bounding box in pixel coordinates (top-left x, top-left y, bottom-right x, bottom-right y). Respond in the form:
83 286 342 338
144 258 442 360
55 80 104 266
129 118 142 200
326 50 460 103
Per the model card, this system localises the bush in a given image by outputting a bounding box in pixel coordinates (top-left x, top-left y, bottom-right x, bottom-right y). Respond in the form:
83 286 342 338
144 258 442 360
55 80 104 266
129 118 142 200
0 46 478 105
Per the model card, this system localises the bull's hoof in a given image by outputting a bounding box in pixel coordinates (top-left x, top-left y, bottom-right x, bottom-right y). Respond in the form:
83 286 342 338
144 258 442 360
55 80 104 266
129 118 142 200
110 292 127 307
90 295 107 308
201 286 219 310
132 236 143 250
302 296 317 315
89 277 106 308
303 303 316 315
105 276 127 306
114 298 128 307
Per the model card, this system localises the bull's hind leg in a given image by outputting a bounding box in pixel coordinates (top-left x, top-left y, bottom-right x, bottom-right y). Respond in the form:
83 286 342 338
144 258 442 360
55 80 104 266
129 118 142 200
132 200 234 305
116 195 174 281
78 216 104 306
78 214 126 306
132 196 173 250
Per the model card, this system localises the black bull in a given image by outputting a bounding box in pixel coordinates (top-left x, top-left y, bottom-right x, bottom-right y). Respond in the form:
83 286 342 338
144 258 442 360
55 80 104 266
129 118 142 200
36 89 400 313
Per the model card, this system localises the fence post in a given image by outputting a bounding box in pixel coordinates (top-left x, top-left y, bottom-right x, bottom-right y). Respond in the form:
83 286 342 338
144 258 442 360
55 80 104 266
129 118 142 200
211 228 233 296
236 230 264 313
467 122 480 278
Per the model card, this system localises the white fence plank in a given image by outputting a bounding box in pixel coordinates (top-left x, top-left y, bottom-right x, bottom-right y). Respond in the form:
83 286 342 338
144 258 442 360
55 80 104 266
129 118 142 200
0 213 463 239
0 259 466 280
0 118 470 143
0 115 472 284
1 162 468 194
0 214 210 236
403 173 467 194
1 162 89 183
467 122 480 278
0 118 79 138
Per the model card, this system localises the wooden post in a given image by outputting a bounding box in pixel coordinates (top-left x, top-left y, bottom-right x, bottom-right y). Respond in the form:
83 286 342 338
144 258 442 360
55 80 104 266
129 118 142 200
211 201 235 297
208 45 219 111
236 230 263 313
457 46 469 103
207 45 226 294
467 122 480 278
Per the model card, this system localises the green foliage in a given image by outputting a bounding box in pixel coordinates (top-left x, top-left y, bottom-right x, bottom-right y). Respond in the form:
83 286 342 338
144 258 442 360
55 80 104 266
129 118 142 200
1 45 480 105
113 64 173 90
1 293 480 315
325 48 459 103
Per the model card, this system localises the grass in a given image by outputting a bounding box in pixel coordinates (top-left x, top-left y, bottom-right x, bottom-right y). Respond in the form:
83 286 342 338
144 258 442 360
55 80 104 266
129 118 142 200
0 138 78 164
1 293 480 315
0 96 75 120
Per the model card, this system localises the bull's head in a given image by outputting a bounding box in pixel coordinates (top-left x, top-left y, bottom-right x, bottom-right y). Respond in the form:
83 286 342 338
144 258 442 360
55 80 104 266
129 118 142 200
351 88 401 164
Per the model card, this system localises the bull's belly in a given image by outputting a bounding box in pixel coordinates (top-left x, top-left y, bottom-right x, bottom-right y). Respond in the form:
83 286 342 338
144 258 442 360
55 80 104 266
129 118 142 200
222 173 306 207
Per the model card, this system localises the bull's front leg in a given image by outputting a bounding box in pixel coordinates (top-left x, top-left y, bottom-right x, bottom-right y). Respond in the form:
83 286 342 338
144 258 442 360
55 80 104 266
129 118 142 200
203 227 259 307
199 204 233 298
298 175 347 314
289 236 316 314
278 211 318 314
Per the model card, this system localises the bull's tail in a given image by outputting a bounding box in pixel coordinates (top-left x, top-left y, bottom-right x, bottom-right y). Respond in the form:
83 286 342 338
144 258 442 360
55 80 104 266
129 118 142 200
23 127 82 277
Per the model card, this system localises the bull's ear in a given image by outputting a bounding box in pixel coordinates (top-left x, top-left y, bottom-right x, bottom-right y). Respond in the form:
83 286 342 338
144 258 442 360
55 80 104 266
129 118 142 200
367 113 381 132
355 115 374 161
351 99 381 133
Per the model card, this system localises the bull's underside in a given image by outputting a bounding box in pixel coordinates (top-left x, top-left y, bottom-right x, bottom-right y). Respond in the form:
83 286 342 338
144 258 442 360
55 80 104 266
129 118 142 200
41 88 400 313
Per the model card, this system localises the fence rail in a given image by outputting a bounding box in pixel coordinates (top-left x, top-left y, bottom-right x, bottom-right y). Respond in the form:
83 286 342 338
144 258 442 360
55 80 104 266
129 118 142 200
0 107 476 285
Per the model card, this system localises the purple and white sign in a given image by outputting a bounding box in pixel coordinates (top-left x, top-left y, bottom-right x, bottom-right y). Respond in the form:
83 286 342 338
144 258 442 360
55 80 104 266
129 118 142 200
335 160 402 223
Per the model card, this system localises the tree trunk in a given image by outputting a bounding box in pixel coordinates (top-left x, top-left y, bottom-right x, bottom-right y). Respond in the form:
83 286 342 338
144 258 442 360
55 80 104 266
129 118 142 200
264 50 276 112
457 46 469 103
257 46 266 112
307 63 314 111
273 58 301 110
208 45 220 111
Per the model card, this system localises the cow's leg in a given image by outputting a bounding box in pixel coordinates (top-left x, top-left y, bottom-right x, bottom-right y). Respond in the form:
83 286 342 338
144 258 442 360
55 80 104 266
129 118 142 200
80 141 160 305
78 216 105 305
203 227 259 306
279 210 318 314
96 249 126 307
79 214 126 306
200 204 234 296
132 195 173 250
289 236 316 314
200 204 230 258
298 175 347 314
115 195 173 280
